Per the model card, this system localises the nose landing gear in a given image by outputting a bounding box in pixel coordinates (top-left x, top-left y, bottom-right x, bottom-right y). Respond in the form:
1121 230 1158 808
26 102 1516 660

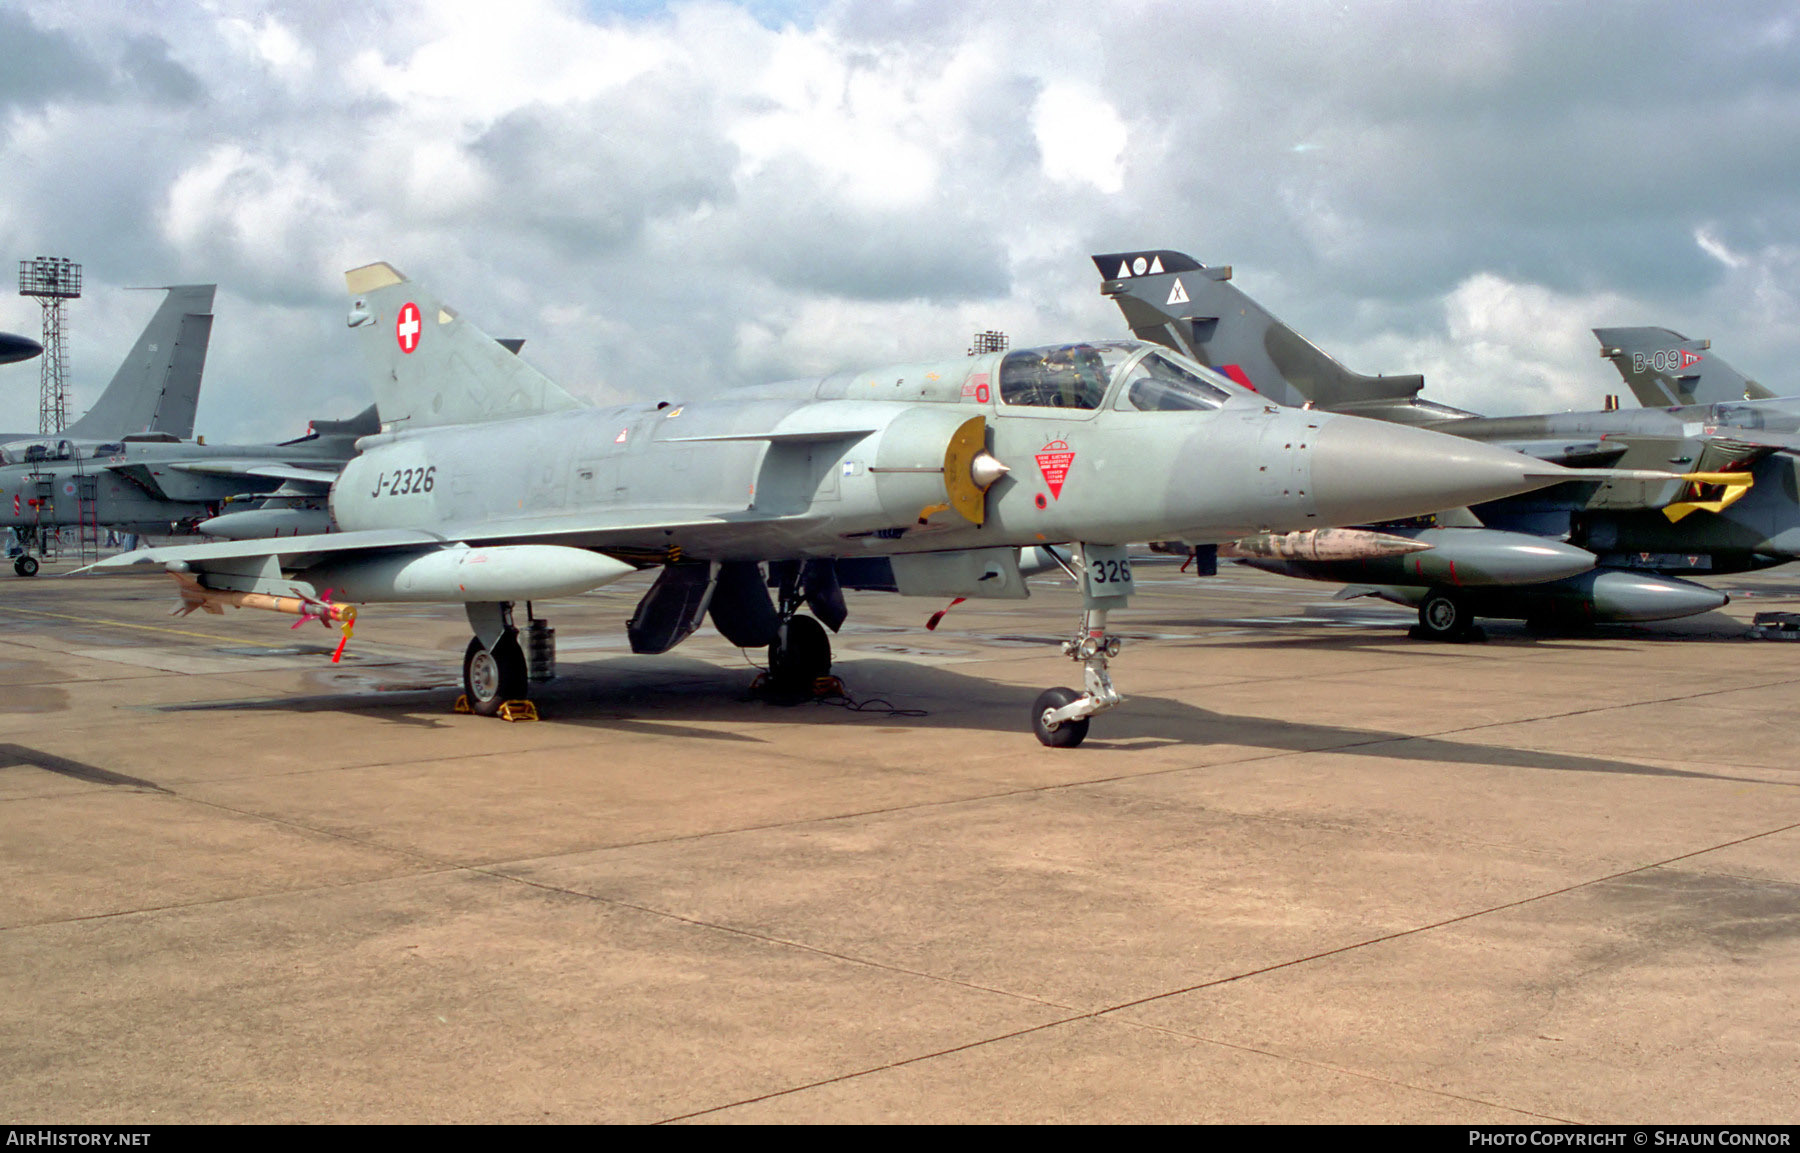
1031 543 1132 748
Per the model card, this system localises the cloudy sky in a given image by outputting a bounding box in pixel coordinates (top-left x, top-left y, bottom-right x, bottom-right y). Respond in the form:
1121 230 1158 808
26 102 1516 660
3 0 1800 441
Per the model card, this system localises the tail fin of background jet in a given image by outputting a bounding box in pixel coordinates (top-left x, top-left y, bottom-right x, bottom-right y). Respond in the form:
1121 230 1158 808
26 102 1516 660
1593 327 1775 407
1092 250 1476 425
64 284 214 440
344 262 583 430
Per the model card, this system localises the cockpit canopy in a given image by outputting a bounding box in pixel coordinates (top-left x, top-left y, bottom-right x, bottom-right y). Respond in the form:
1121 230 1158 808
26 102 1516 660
0 439 128 466
997 341 1251 413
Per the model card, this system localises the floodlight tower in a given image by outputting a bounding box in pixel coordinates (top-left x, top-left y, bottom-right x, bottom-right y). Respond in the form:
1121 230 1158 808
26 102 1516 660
967 330 1008 357
19 257 82 434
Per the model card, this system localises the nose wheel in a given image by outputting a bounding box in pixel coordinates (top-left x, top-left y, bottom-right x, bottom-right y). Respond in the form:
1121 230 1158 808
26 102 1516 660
1032 687 1090 748
13 554 38 577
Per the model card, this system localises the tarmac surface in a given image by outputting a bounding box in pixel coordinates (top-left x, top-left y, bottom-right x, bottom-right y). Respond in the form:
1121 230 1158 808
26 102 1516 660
2 556 1798 1123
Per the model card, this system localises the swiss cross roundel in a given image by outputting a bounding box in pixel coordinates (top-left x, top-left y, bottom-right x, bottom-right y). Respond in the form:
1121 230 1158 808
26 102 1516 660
395 301 423 354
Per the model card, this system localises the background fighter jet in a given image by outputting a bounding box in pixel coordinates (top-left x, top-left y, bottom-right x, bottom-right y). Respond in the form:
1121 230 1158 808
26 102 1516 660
0 283 380 576
0 405 378 575
90 260 1626 746
0 331 43 366
0 284 213 450
1095 250 1800 639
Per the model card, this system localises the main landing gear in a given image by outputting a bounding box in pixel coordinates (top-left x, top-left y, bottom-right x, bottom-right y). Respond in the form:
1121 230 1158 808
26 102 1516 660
1032 543 1131 749
460 602 556 718
1414 586 1482 642
10 526 40 577
762 562 836 699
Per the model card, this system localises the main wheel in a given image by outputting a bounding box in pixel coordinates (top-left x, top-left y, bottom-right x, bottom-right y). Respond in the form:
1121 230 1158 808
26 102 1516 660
14 555 38 577
768 614 832 690
1032 687 1090 749
463 633 528 717
1417 588 1472 641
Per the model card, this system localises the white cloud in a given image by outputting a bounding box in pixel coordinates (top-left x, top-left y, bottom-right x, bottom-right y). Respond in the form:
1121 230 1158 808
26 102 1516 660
1695 225 1749 270
1031 83 1127 194
4 0 1800 440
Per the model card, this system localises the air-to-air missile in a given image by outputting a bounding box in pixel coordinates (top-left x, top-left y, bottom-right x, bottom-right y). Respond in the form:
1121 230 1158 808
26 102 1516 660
1093 250 1766 639
93 261 1673 746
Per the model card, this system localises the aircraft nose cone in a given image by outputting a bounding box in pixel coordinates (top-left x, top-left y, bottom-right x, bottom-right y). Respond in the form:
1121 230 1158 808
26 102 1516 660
1309 416 1554 526
0 331 43 366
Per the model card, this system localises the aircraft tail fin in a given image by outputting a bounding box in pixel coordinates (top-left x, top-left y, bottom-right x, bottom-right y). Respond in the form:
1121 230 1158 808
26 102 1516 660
1593 327 1775 407
343 263 583 430
1092 250 1475 423
64 284 214 440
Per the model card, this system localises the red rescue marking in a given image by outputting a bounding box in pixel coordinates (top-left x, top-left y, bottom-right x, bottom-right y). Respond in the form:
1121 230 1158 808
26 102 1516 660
396 302 423 353
1034 440 1075 500
1681 350 1703 369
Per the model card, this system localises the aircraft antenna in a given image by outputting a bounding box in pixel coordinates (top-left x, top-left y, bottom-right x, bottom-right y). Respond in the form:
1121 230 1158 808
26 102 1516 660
19 257 82 434
967 330 1008 357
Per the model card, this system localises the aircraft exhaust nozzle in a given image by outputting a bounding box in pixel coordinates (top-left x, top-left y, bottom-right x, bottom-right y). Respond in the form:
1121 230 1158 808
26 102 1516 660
1309 417 1583 527
1222 528 1433 563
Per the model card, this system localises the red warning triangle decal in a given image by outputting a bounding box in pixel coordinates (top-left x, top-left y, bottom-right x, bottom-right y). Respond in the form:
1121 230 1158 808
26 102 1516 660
1034 440 1075 500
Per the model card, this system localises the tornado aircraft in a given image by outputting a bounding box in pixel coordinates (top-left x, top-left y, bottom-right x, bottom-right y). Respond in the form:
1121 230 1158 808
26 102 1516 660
93 262 1660 745
1094 250 1790 639
0 285 378 576
0 284 213 449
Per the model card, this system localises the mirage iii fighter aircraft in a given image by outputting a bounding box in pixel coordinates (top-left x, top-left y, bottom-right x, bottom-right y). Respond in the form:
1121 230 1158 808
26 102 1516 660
93 262 1638 745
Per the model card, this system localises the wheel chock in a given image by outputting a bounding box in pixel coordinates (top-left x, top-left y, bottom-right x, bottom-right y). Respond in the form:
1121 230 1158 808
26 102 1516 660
451 694 538 721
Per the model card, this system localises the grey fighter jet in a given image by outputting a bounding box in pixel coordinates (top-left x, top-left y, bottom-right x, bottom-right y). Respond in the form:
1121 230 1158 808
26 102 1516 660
92 262 1643 746
0 284 214 449
1094 250 1800 638
0 405 378 575
0 283 381 576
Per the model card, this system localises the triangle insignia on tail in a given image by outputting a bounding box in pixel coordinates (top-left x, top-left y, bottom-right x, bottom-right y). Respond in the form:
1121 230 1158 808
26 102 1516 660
1166 278 1189 306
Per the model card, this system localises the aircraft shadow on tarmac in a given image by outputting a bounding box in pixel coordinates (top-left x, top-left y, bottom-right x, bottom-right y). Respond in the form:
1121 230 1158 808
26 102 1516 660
144 651 1786 788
